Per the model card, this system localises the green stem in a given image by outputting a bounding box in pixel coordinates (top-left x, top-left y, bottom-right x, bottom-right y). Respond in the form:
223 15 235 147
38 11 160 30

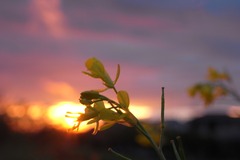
109 81 166 160
108 148 132 160
176 136 186 160
159 87 165 149
170 140 181 160
131 114 166 160
113 86 118 94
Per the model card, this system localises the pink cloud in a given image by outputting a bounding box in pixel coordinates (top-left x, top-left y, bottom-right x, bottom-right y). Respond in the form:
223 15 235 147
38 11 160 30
29 0 67 38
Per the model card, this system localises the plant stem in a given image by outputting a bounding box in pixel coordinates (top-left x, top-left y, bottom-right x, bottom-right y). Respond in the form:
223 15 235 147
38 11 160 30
176 136 186 160
132 115 166 160
170 140 181 160
108 148 132 160
219 83 240 102
112 85 165 159
159 87 165 149
113 86 118 94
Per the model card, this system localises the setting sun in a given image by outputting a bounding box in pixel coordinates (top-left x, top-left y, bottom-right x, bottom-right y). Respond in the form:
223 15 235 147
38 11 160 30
46 101 86 130
46 101 152 132
3 100 153 133
129 105 152 120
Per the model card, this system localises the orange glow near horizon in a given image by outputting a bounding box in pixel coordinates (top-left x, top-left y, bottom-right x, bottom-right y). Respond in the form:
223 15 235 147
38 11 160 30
3 100 152 133
129 105 152 120
46 102 152 131
27 104 44 120
6 104 26 118
46 101 92 132
227 106 240 118
4 101 92 133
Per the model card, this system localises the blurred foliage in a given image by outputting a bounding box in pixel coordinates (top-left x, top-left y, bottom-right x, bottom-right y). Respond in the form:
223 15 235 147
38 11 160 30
188 67 240 106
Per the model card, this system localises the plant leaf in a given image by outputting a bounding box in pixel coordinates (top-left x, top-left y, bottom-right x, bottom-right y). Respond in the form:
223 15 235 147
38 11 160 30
82 71 98 78
79 107 98 121
207 67 231 82
99 109 120 121
99 121 116 131
117 90 130 109
92 121 99 135
87 118 99 125
114 64 121 85
93 101 105 111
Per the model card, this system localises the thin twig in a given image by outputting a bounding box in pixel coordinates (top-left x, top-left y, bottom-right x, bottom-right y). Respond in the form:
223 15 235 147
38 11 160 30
108 148 132 160
176 136 186 160
170 140 181 160
134 116 166 160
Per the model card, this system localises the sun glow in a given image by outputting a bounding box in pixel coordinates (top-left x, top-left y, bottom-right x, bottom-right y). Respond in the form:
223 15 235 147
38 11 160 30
3 100 153 133
45 102 152 132
27 105 44 120
129 105 152 120
6 104 26 118
46 101 92 132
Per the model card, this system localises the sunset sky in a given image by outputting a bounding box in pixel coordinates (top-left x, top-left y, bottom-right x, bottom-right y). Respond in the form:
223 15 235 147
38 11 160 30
1 0 240 122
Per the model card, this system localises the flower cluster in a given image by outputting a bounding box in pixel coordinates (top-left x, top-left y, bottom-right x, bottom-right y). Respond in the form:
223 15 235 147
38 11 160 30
70 57 136 134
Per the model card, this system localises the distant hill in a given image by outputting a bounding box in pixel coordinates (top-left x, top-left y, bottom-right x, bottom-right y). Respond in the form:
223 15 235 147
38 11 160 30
0 114 240 160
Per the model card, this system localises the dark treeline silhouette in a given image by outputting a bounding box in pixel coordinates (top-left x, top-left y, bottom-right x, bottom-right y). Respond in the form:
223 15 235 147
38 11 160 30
0 114 240 160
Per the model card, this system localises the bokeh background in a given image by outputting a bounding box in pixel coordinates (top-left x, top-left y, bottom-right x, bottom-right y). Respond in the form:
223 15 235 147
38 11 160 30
0 0 240 159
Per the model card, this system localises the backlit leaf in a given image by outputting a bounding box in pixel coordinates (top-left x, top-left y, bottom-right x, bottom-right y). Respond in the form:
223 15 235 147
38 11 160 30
92 121 99 135
79 107 98 121
114 64 121 85
117 90 130 109
93 101 105 111
99 109 119 121
99 122 116 131
87 118 99 125
207 67 231 82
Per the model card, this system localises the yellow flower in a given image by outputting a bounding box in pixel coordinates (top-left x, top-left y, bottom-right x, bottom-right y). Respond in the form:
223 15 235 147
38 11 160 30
83 57 114 88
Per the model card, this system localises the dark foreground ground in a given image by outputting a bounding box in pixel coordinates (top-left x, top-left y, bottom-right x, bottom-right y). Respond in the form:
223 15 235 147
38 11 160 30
0 114 240 160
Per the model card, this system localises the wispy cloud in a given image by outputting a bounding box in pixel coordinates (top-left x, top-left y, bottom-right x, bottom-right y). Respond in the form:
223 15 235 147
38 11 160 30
30 0 66 38
43 81 77 99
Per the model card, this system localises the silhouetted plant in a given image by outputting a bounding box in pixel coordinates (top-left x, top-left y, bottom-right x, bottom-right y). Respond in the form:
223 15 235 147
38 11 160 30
67 57 186 160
